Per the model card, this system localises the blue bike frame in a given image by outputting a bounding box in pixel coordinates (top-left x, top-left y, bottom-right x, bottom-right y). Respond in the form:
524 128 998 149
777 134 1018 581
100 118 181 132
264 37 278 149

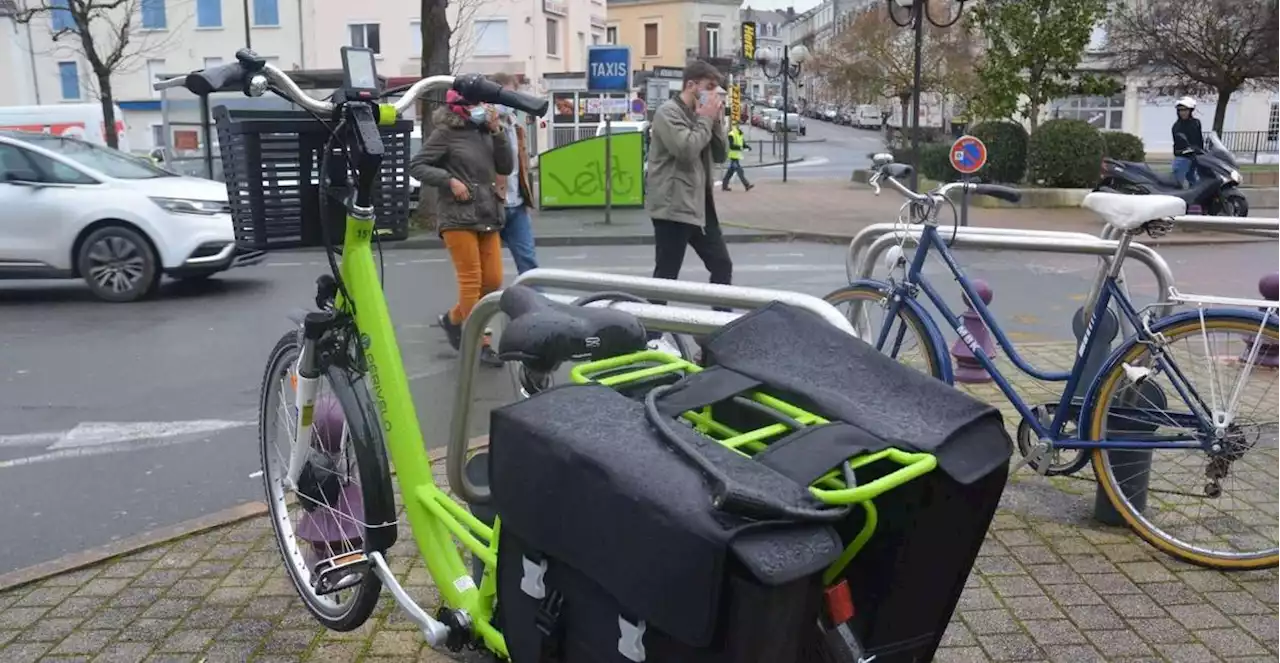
876 224 1206 451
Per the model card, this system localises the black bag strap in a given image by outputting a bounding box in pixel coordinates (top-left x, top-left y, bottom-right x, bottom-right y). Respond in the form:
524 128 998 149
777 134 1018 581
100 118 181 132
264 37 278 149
518 549 565 663
653 367 762 417
755 423 892 486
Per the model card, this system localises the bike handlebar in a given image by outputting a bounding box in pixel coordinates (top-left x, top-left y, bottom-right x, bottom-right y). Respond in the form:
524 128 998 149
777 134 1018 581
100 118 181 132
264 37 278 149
868 161 1023 207
153 48 550 118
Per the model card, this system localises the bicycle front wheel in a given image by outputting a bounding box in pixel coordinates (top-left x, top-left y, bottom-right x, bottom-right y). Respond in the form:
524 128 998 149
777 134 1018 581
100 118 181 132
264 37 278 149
258 329 395 629
1086 311 1278 569
824 282 947 381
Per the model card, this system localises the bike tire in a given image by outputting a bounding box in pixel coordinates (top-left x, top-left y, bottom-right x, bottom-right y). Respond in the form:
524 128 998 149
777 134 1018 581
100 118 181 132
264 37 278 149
258 329 392 630
824 282 949 382
1083 311 1279 570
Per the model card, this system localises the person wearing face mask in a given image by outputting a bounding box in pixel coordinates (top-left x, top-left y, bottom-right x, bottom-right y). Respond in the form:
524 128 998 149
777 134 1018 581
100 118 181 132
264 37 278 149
490 72 539 274
409 89 512 366
645 61 731 293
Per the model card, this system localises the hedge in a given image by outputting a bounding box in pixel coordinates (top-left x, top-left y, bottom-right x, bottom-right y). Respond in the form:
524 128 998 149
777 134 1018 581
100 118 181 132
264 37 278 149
970 121 1029 183
1028 119 1105 188
1102 132 1146 162
919 143 956 183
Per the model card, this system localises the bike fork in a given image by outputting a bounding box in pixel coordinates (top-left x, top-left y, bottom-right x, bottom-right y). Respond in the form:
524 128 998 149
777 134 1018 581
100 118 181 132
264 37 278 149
286 312 337 487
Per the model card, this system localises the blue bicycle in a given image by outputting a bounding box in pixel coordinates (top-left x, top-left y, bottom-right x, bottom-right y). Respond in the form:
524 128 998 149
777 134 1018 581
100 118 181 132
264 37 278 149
824 160 1278 570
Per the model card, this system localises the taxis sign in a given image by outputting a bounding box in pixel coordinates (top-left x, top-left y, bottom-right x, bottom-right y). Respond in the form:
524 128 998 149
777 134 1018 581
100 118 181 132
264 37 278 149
741 22 757 62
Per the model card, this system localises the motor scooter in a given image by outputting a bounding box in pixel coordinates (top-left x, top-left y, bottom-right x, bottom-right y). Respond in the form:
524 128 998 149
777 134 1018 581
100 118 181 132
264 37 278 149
1098 133 1247 216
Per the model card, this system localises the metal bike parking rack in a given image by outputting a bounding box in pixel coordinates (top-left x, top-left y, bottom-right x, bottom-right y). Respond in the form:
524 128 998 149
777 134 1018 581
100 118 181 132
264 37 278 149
446 268 859 504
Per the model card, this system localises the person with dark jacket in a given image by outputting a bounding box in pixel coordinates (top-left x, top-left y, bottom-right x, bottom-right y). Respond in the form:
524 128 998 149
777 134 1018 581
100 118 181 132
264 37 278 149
490 72 539 274
1171 97 1204 188
409 90 512 365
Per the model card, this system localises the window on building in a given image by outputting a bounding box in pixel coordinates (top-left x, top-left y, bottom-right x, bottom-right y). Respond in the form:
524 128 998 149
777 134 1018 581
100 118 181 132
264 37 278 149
1087 23 1107 51
1052 95 1124 131
606 26 618 44
146 59 165 97
474 19 509 56
196 0 221 27
700 23 720 58
50 0 75 32
643 23 658 57
151 125 167 149
577 32 585 61
253 0 278 27
349 24 381 54
141 0 166 29
1268 102 1278 140
58 62 80 100
411 21 422 55
546 18 559 56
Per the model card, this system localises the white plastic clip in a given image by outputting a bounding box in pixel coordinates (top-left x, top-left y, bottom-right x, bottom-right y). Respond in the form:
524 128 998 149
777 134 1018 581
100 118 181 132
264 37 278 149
520 556 547 599
617 616 647 662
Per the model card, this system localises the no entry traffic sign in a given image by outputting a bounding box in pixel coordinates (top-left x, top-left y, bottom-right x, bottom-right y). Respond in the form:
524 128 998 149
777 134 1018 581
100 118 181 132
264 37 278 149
950 135 987 175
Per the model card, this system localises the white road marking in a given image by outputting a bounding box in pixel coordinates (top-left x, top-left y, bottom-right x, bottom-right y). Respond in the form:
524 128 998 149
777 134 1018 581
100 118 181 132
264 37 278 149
0 419 252 469
758 156 831 169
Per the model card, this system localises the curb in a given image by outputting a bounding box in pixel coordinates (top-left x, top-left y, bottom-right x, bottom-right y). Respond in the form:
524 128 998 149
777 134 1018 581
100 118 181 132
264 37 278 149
720 222 1275 247
314 230 792 251
0 440 489 594
739 155 806 170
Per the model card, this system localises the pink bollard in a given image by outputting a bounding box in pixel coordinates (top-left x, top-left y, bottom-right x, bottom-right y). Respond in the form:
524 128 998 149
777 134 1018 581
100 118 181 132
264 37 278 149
1242 272 1279 367
951 279 996 383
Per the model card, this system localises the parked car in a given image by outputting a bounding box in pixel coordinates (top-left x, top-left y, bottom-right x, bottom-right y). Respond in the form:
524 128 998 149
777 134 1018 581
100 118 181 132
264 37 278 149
773 112 807 136
761 108 783 131
0 131 264 302
855 105 884 129
823 106 839 122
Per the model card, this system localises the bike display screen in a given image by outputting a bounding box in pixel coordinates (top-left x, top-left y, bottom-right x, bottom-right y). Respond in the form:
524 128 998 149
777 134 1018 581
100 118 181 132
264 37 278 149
341 47 379 95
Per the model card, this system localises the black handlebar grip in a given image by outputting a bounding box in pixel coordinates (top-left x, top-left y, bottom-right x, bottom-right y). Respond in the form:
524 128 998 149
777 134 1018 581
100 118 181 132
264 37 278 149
972 183 1022 204
184 62 246 96
453 74 550 118
496 88 550 118
883 163 915 180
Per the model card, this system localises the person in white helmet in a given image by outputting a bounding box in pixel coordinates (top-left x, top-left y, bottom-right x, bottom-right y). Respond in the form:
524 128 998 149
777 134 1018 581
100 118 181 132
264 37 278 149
1171 97 1204 188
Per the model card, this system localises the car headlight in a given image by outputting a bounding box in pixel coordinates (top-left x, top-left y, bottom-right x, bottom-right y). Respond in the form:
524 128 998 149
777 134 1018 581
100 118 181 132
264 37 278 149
150 197 226 216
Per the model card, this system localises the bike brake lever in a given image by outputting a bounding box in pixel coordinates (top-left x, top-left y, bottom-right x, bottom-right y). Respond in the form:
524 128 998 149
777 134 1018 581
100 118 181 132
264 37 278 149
869 172 882 196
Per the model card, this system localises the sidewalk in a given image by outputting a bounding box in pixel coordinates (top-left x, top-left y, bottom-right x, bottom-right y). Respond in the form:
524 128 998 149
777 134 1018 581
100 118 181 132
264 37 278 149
1 343 1275 662
391 179 1275 251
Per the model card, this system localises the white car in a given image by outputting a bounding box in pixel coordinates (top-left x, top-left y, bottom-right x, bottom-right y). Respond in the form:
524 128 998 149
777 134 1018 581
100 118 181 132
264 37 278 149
0 131 263 302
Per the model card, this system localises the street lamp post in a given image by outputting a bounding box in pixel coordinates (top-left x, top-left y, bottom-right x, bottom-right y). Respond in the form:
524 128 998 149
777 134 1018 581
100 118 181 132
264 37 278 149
887 0 968 192
755 45 809 183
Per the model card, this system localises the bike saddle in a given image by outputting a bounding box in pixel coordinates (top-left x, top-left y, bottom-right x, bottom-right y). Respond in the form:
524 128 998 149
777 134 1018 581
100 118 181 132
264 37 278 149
497 285 648 373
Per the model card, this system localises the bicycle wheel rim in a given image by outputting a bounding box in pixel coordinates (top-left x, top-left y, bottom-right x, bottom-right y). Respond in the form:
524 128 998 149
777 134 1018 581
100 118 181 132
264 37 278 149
1088 315 1279 568
825 285 943 380
259 335 375 619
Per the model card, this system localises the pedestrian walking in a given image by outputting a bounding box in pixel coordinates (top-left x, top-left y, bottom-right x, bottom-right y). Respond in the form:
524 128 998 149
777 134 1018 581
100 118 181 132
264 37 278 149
409 90 511 367
721 124 754 192
490 72 539 274
1171 97 1204 188
645 61 732 292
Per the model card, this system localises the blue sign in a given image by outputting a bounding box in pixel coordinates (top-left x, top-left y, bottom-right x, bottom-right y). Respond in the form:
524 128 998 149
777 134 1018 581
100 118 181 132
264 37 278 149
587 46 632 93
949 135 987 175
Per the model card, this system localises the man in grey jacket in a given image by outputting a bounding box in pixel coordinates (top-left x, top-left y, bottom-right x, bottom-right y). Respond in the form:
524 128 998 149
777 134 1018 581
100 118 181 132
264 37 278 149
645 61 731 289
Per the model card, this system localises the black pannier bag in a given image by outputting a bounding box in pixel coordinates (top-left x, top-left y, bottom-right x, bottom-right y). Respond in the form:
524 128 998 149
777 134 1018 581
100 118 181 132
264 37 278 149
696 302 1014 662
489 382 845 662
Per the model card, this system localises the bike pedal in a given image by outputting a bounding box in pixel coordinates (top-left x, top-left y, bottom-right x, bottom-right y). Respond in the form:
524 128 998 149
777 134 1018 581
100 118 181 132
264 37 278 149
1012 441 1054 476
312 551 370 595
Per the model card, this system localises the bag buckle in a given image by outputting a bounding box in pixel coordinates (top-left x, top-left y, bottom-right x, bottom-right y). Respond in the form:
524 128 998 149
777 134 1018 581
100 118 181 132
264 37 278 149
535 590 564 637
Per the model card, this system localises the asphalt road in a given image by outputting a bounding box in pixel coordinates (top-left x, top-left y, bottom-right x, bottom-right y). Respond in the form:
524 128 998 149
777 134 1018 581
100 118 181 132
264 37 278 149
0 240 1275 573
740 118 885 180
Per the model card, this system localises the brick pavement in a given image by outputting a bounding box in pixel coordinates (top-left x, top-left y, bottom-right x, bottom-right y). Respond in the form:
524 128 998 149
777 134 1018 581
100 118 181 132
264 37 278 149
1 343 1276 662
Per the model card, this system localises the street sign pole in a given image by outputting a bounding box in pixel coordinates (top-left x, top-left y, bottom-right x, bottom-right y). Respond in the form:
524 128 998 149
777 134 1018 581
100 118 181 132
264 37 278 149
605 112 613 224
587 45 631 226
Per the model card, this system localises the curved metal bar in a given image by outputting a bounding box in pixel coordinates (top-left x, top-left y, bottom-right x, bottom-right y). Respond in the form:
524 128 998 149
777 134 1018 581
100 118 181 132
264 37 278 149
845 223 1102 284
447 270 859 505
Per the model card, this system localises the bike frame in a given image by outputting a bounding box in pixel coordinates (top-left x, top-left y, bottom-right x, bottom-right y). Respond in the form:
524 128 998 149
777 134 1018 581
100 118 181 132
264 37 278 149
878 223 1208 451
335 209 508 656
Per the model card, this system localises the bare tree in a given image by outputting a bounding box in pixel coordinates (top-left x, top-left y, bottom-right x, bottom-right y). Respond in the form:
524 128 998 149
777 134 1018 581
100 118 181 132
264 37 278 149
448 0 489 72
14 0 179 149
1106 0 1278 133
413 0 451 230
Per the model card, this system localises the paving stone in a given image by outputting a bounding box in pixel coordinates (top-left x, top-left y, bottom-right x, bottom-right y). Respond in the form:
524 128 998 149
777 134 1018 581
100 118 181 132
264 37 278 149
110 587 167 607
17 617 84 642
1041 644 1105 662
201 641 261 662
75 578 132 597
1152 642 1221 662
305 642 364 662
987 575 1046 598
1009 545 1060 566
962 609 1022 635
116 619 179 642
1204 590 1273 616
261 629 318 654
1084 629 1153 658
1021 564 1081 586
1022 619 1087 646
1231 613 1280 645
1116 561 1177 583
1002 595 1065 621
369 629 424 656
940 621 978 647
0 607 48 629
1126 616 1194 644
977 632 1043 661
1082 572 1142 595
219 617 276 640
140 599 201 621
50 630 117 655
0 641 55 663
958 586 1004 611
935 646 992 662
1195 627 1270 657
1165 603 1235 629
1043 583 1103 606
83 607 145 631
1139 580 1203 605
90 642 154 663
1103 592 1167 618
14 584 78 607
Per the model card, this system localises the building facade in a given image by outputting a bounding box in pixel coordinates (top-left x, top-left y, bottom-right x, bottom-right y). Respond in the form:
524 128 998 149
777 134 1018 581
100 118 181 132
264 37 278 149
604 0 741 74
738 7 786 102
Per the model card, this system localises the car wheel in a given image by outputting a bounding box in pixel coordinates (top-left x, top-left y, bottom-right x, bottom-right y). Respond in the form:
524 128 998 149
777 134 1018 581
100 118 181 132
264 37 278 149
77 225 161 303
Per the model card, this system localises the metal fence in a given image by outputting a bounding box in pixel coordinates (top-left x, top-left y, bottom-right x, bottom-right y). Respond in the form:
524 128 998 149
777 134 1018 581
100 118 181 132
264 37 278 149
1217 130 1278 163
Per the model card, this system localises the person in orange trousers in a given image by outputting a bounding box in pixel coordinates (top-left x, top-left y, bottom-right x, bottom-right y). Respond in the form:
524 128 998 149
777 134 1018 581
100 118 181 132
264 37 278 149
409 89 513 366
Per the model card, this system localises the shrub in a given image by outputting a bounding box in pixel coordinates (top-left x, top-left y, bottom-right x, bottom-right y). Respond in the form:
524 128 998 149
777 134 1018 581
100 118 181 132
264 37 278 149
969 121 1029 184
919 143 956 183
1102 132 1146 162
1028 119 1105 188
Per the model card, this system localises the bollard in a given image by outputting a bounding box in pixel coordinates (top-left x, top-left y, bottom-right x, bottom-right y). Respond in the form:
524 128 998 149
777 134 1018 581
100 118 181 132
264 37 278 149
950 279 996 383
1242 271 1279 367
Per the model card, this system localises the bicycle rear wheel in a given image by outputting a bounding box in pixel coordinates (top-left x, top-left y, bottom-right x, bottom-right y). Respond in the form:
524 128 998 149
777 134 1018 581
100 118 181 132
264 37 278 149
1085 312 1278 569
258 329 394 629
